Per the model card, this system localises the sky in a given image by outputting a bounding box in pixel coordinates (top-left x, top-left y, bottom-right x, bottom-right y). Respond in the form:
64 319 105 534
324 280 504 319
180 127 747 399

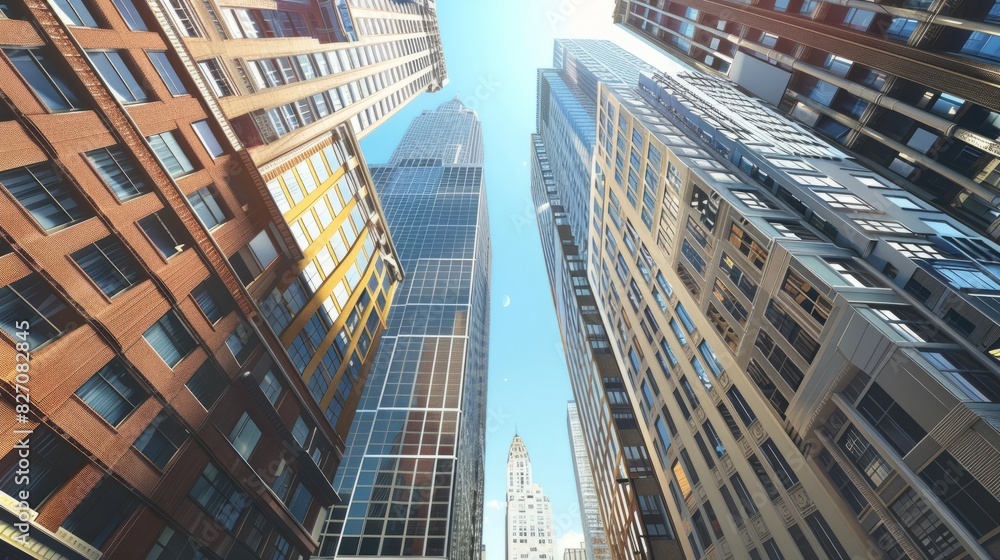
359 1 681 557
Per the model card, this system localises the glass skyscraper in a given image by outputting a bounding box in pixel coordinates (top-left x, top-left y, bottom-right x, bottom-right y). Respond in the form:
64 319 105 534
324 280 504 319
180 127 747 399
318 98 491 559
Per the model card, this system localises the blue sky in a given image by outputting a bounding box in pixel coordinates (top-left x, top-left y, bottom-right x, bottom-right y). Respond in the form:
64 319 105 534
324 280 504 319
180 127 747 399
360 1 678 556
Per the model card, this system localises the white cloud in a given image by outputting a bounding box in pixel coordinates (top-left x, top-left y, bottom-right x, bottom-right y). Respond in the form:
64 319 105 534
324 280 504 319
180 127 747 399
556 531 585 558
486 499 502 510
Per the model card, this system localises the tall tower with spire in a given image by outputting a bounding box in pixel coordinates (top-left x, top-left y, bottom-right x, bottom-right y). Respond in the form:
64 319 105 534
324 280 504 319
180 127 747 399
505 435 556 560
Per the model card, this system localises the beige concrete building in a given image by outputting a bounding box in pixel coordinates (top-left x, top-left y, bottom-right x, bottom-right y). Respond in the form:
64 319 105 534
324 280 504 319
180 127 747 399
590 70 1000 559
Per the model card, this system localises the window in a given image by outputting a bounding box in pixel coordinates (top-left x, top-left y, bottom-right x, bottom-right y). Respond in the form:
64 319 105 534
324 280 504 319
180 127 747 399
72 236 143 297
87 145 151 200
885 195 922 210
788 524 820 560
728 224 768 269
61 478 138 548
838 425 893 488
888 241 950 260
228 412 262 461
825 259 885 288
259 370 282 405
52 0 98 26
133 411 186 468
139 211 185 258
188 186 227 228
110 0 147 30
0 162 89 229
75 359 149 425
291 415 310 447
191 120 225 158
186 361 226 408
781 270 832 325
857 383 925 456
88 51 148 103
165 0 201 37
763 300 819 363
148 51 188 96
890 489 962 559
919 451 1000 539
191 278 228 323
747 453 780 500
730 473 759 516
145 527 205 560
727 387 756 426
703 420 726 458
855 219 910 234
143 310 197 367
0 427 86 510
189 463 246 530
7 47 84 112
815 191 875 212
147 130 195 178
761 439 798 489
198 59 232 97
920 350 1000 401
286 482 312 524
226 327 258 364
818 450 868 515
732 189 777 210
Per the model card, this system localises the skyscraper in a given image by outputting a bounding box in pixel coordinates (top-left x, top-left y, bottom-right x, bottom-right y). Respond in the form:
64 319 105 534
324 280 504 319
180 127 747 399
591 68 1000 559
566 404 611 560
317 98 491 558
613 0 1000 239
531 40 683 560
562 547 587 560
505 435 556 560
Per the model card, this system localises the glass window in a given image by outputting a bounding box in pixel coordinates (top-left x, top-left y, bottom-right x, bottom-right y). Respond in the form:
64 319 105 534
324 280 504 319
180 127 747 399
748 453 780 500
857 382 925 456
186 361 226 408
291 415 310 447
0 162 89 229
188 185 227 228
4 48 84 111
139 211 185 258
191 278 228 323
147 131 195 178
147 51 188 96
920 350 1000 401
75 359 149 425
259 370 282 405
815 191 875 212
761 439 799 489
144 526 205 560
61 478 137 548
727 387 756 426
87 145 151 200
110 0 147 30
730 472 759 516
919 451 1000 539
197 59 232 98
228 412 262 461
0 427 86 510
72 236 143 296
133 411 186 468
286 482 312 524
191 120 225 158
88 51 148 103
890 489 962 559
52 0 98 25
781 270 832 325
143 310 196 367
838 425 893 488
189 463 246 530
